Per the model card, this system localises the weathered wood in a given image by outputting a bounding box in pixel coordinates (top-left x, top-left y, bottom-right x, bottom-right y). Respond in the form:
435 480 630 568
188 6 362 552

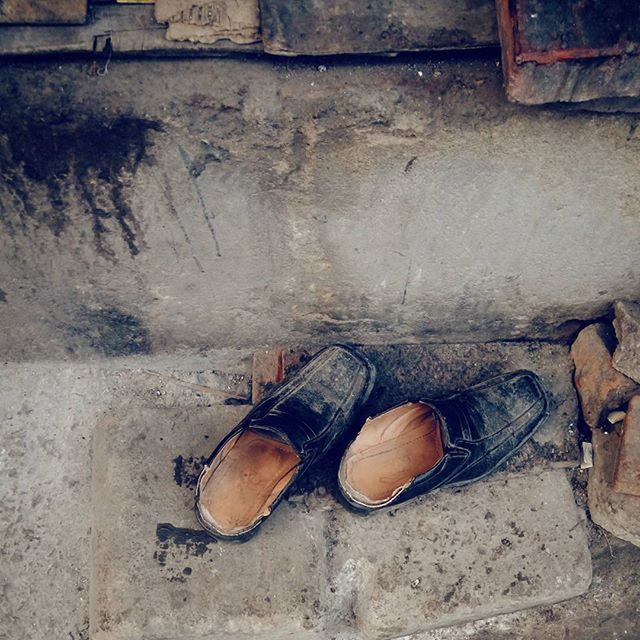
497 0 640 104
0 0 87 24
259 0 498 56
0 4 261 56
156 0 261 45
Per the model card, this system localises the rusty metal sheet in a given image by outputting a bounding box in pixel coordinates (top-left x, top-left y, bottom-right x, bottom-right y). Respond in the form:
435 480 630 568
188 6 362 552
515 0 640 63
497 0 640 104
0 0 87 24
260 0 498 56
614 395 640 497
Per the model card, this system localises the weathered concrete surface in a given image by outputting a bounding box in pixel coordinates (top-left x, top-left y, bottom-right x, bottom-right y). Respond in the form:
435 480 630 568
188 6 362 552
0 364 105 640
3 349 639 640
1 57 640 361
589 428 640 548
414 530 640 640
330 471 591 638
0 351 251 640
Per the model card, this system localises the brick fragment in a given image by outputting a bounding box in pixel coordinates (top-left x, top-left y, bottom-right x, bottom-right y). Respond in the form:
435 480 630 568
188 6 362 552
614 395 640 497
612 300 640 384
571 323 640 429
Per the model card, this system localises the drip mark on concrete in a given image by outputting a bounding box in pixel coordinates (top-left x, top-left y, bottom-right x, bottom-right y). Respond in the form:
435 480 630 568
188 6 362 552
177 145 222 257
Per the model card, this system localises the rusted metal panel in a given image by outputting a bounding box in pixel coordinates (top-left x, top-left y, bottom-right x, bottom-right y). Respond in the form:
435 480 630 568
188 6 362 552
614 395 640 497
260 0 498 56
497 0 640 104
0 0 87 24
514 0 640 63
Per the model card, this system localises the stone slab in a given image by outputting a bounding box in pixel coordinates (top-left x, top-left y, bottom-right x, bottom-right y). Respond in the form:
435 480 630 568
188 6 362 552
2 59 640 359
329 470 591 638
589 428 640 548
613 300 640 384
90 404 329 640
90 401 590 640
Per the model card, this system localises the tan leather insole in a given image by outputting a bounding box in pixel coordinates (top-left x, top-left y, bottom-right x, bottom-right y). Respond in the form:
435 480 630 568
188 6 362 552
197 430 300 535
340 402 444 505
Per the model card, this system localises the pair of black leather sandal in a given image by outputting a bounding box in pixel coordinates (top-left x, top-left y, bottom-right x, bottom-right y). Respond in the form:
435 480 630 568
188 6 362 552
195 345 549 541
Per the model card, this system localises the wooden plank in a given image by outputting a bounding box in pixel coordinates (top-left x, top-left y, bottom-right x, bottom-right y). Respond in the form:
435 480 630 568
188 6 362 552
497 0 640 104
259 0 499 56
156 0 261 45
0 0 87 24
0 3 261 56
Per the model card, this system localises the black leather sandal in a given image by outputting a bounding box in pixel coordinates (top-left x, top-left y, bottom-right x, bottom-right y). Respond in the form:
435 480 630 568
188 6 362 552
338 370 549 514
195 344 376 541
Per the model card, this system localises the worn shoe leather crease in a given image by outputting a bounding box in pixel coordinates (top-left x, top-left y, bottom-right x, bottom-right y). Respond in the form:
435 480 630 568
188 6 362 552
196 344 376 540
338 370 550 513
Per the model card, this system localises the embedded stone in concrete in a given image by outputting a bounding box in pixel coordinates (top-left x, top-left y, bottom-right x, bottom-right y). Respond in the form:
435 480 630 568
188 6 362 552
328 470 591 638
613 395 640 497
90 397 591 639
613 300 640 384
571 323 640 429
589 428 640 548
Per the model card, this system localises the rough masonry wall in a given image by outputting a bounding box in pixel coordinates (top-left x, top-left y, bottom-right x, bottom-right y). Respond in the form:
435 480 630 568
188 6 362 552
0 56 639 360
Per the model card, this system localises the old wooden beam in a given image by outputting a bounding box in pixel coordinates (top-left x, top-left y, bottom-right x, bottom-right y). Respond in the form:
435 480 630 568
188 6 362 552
0 4 261 56
259 0 499 56
0 0 87 25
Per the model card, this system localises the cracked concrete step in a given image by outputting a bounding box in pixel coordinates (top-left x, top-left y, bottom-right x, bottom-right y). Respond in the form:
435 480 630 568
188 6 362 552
89 402 591 640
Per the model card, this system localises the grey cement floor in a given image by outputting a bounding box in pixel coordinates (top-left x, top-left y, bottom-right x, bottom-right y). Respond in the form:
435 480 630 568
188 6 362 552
1 344 639 640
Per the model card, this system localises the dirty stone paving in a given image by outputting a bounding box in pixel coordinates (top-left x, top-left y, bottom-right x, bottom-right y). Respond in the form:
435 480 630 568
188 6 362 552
1 343 639 640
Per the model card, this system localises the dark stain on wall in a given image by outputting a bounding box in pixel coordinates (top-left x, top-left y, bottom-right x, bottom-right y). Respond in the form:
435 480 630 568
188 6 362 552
0 288 6 303
0 116 161 258
65 306 151 356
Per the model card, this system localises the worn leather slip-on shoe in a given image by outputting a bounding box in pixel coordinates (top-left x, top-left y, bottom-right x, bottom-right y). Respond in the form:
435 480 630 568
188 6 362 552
338 370 549 513
196 345 375 541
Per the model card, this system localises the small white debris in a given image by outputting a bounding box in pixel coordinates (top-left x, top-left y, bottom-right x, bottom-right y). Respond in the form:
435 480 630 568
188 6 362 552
607 410 626 425
580 441 594 470
411 578 421 589
417 70 423 77
318 64 327 72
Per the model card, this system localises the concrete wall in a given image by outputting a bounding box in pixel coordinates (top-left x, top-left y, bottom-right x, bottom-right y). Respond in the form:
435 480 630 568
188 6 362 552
1 56 639 360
